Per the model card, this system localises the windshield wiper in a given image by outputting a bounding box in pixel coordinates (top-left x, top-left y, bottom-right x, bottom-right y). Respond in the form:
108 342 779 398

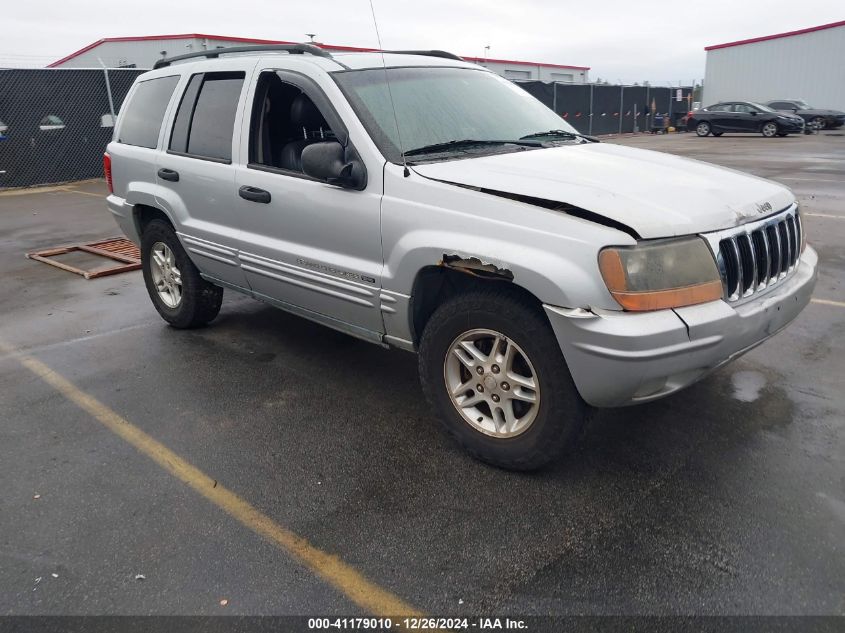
519 129 598 142
403 139 538 158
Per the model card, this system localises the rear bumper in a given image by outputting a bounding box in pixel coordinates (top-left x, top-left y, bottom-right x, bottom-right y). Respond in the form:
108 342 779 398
544 247 818 407
106 194 140 244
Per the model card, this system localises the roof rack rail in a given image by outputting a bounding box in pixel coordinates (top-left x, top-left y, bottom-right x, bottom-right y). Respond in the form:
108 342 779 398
386 50 464 61
153 43 332 69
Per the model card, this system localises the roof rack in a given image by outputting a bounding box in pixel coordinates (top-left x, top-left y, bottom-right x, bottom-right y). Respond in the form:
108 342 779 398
386 50 464 61
153 43 332 69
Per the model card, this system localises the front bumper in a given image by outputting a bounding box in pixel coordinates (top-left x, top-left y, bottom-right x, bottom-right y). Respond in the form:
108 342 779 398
544 247 818 407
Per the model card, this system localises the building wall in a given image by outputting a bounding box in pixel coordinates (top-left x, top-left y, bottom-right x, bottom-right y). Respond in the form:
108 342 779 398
54 39 589 83
703 25 845 109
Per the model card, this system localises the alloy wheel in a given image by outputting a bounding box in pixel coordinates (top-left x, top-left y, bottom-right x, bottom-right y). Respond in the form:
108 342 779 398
149 241 183 308
444 328 540 438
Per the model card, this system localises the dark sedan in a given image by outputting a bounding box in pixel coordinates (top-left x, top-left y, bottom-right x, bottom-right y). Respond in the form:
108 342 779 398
687 101 805 137
765 99 845 130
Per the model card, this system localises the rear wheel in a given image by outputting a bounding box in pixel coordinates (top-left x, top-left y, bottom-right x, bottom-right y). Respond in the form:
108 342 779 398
695 121 711 137
418 288 586 471
761 121 779 137
141 219 223 328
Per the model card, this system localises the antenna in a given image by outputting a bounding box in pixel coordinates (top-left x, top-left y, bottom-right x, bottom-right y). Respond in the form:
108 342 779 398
367 0 410 177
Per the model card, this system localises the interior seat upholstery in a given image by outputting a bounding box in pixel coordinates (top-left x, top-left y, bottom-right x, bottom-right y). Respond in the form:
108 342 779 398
278 94 329 171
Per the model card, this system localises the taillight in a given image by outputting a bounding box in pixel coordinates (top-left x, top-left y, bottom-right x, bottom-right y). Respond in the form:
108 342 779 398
103 152 113 193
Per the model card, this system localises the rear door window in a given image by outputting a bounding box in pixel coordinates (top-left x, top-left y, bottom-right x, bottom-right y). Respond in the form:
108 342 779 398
118 75 179 148
169 72 245 162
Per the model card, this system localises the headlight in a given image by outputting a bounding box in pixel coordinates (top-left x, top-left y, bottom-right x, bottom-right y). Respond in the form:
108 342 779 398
598 237 723 311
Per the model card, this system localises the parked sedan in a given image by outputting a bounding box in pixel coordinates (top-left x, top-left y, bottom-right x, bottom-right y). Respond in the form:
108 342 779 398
765 100 845 130
687 102 804 137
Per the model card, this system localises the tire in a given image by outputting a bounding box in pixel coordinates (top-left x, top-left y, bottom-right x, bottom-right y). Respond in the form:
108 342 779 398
141 219 223 328
713 132 723 137
761 121 779 138
418 287 587 471
810 116 827 130
695 121 711 137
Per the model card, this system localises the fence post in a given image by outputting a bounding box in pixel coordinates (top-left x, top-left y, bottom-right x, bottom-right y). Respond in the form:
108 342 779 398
618 86 624 135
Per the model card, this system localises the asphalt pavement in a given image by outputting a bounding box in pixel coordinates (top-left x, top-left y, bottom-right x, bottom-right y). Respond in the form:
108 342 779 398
1 132 843 618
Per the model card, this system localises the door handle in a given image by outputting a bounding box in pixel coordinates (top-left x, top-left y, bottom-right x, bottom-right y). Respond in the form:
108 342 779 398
157 168 179 182
239 185 271 204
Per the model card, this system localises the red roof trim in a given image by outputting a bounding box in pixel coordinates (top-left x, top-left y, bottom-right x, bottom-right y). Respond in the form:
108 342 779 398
705 19 845 51
463 55 589 70
47 33 589 70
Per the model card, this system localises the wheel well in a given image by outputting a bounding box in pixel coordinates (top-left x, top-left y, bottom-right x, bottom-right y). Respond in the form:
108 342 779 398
410 263 542 346
134 204 173 237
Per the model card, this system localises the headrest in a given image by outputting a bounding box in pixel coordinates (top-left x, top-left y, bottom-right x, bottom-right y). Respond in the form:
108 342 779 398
290 93 327 129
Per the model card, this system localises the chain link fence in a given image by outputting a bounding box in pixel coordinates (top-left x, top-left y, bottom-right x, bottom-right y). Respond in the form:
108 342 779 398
0 68 144 189
517 81 695 136
0 68 695 190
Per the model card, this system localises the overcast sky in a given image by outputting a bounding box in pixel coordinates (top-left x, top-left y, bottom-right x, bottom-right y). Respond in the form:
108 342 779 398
2 1 842 83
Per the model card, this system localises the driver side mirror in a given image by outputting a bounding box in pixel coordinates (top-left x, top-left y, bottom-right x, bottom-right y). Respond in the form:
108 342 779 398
750 110 758 115
301 141 366 191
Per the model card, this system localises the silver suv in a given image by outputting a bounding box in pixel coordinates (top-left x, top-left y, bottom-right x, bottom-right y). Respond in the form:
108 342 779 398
105 44 818 470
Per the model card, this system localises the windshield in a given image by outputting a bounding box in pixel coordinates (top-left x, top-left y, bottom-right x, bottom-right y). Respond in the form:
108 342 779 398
334 66 578 163
751 103 776 113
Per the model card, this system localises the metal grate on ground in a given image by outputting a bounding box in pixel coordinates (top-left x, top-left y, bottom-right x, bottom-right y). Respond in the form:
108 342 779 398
26 236 141 279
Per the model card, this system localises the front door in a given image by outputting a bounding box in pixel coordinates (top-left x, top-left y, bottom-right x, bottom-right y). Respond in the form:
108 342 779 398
233 71 384 340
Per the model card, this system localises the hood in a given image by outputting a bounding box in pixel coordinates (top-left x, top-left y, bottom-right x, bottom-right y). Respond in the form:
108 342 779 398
411 143 794 239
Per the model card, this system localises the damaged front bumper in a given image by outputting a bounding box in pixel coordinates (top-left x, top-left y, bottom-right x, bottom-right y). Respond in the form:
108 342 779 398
544 247 818 407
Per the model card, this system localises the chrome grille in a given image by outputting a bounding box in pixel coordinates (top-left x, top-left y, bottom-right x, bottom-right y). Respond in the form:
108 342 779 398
716 209 802 302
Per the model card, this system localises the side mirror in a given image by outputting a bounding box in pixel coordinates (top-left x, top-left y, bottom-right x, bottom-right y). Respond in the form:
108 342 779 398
750 110 758 115
301 141 366 190
792 107 798 113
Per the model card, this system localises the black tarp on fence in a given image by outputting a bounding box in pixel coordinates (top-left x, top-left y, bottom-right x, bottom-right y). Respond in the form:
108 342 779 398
0 69 144 188
518 81 695 135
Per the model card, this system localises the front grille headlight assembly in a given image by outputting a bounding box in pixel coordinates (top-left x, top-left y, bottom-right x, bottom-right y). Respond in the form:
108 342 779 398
598 237 723 311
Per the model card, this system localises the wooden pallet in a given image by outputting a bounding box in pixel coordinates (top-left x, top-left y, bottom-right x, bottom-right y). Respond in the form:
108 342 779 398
26 237 141 279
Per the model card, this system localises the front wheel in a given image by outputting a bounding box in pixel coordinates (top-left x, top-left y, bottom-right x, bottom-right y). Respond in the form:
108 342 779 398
418 288 586 471
761 122 779 137
696 121 711 137
810 116 826 130
141 219 223 328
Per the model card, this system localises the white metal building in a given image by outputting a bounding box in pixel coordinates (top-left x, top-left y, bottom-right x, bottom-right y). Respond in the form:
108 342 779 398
703 20 845 109
48 34 590 83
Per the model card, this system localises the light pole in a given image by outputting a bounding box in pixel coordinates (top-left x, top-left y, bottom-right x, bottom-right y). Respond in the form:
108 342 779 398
305 33 317 43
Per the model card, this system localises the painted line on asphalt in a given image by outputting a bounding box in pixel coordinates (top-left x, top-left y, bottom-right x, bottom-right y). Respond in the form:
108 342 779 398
811 298 845 309
804 213 844 220
0 338 422 617
59 187 106 198
778 177 843 183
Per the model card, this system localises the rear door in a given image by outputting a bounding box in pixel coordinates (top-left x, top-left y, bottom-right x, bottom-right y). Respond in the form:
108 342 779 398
154 69 251 287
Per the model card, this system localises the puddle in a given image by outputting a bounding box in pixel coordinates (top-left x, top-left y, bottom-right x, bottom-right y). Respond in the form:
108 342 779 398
731 370 767 402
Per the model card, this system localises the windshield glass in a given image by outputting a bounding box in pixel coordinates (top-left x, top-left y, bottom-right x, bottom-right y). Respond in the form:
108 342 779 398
752 102 776 113
334 66 578 163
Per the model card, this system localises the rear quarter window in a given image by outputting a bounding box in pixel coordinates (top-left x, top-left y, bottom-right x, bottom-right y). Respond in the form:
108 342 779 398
118 75 180 149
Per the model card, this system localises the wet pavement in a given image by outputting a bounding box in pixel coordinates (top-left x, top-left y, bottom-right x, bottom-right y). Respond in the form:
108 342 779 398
1 132 843 617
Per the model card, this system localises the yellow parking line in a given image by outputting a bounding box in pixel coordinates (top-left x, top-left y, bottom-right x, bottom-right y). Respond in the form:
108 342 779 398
0 339 421 617
60 187 106 198
811 298 845 308
804 213 844 220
